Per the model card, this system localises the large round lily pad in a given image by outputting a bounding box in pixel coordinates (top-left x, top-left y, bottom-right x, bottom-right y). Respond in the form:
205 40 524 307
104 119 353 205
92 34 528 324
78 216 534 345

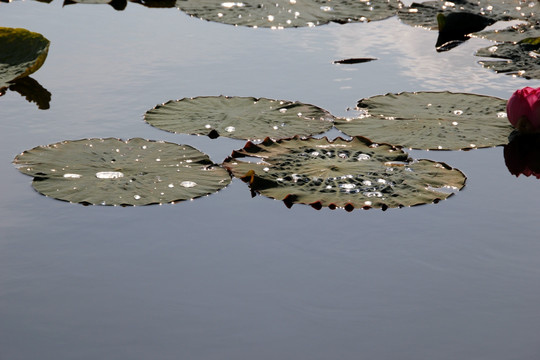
0 27 50 88
222 136 466 210
334 91 511 150
176 0 402 28
13 138 231 206
476 37 540 79
144 96 335 141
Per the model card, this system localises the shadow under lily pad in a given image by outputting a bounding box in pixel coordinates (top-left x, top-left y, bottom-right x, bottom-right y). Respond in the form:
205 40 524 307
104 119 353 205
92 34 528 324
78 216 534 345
13 138 231 206
223 136 466 211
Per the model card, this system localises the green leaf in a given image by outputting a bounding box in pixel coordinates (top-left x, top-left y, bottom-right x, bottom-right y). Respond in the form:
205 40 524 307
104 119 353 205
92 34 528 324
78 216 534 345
334 92 511 150
13 138 231 206
0 27 50 88
223 136 466 210
176 0 402 28
476 37 540 79
144 96 334 141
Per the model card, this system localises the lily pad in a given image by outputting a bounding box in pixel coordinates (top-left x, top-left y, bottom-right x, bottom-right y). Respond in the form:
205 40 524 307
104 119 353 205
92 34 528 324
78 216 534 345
473 22 540 43
476 37 540 79
144 96 334 141
0 27 50 88
176 0 403 28
222 136 466 210
398 0 540 29
334 92 511 150
13 138 231 206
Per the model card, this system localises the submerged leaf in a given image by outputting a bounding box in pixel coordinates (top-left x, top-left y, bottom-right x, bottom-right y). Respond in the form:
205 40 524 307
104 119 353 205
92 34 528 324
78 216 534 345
0 27 50 88
334 92 511 150
144 96 334 141
476 37 540 79
13 138 231 206
223 136 466 210
176 0 402 28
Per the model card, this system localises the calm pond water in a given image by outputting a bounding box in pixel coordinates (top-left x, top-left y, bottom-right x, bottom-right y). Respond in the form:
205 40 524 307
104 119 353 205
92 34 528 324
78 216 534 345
2 2 540 359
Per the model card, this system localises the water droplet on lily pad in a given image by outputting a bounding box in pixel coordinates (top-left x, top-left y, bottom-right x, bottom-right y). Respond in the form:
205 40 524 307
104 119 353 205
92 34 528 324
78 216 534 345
176 0 401 28
144 95 334 141
334 91 511 150
13 138 231 206
223 136 466 210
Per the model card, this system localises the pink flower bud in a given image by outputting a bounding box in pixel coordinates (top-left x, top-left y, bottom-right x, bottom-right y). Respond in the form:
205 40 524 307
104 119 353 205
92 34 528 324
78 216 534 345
506 87 540 133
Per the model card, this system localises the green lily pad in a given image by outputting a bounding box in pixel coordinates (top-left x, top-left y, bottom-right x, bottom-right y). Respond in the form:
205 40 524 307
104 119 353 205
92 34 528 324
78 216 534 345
144 96 334 141
476 37 540 79
334 92 511 150
13 138 231 206
473 22 540 43
0 27 50 88
176 0 402 28
223 136 466 210
398 0 540 29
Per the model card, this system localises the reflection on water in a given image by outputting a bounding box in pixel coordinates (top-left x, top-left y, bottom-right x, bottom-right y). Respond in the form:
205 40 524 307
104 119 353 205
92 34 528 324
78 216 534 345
504 132 540 179
1 76 51 109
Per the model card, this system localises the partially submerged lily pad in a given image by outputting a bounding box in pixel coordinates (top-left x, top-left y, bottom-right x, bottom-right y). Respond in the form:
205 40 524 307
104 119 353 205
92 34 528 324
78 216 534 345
223 136 466 210
144 96 334 141
13 138 231 206
476 37 540 79
176 0 403 28
0 27 50 88
334 92 511 150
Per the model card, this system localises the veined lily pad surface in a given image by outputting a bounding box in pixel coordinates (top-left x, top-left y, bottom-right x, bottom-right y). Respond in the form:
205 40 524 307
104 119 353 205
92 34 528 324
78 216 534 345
144 96 334 141
175 0 403 28
13 138 231 206
476 37 540 79
223 136 466 210
0 27 50 88
334 92 511 150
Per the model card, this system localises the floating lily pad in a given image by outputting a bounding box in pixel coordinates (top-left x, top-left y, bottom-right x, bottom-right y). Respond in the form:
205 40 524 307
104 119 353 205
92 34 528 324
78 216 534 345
473 22 540 43
13 138 231 206
176 0 402 28
223 136 466 210
476 37 540 79
398 0 540 29
0 27 50 88
334 92 511 150
144 96 334 141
